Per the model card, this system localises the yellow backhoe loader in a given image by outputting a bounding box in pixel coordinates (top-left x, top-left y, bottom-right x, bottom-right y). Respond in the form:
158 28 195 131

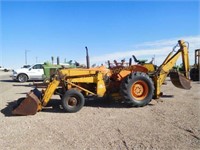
12 40 191 115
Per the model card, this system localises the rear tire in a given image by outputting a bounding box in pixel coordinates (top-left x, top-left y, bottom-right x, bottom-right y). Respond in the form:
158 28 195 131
62 89 85 113
120 72 154 107
18 74 28 82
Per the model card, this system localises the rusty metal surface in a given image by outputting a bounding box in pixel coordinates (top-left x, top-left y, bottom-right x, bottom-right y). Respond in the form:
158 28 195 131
170 72 191 90
33 82 49 88
12 92 41 116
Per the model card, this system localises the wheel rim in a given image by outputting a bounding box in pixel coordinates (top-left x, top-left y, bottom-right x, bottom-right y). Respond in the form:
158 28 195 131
19 75 26 82
68 97 78 107
131 80 149 101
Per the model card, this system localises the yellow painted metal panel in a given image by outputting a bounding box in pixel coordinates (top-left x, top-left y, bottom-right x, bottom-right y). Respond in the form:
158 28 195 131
42 78 60 106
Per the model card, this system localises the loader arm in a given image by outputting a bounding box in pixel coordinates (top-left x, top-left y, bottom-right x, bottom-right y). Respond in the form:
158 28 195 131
41 76 61 107
153 40 190 98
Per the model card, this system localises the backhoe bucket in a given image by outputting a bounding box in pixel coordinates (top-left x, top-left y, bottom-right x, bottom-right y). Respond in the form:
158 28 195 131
169 72 191 89
12 89 42 116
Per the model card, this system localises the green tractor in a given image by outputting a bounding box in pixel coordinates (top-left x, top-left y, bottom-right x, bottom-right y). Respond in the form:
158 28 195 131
42 60 80 83
42 62 62 83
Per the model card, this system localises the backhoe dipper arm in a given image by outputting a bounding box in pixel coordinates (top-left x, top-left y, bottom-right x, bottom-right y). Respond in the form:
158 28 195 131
157 40 189 77
153 40 190 98
180 40 190 78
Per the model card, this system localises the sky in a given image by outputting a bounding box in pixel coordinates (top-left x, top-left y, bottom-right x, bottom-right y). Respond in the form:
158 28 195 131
0 0 200 69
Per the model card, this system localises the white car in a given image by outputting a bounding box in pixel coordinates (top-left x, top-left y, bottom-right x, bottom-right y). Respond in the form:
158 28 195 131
0 66 11 72
12 64 44 82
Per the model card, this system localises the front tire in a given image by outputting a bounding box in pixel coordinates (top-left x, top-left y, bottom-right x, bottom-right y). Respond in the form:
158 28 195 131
120 72 154 107
17 74 28 82
62 89 85 113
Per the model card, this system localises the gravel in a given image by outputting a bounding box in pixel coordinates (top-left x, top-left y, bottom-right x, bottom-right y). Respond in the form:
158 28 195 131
0 71 200 150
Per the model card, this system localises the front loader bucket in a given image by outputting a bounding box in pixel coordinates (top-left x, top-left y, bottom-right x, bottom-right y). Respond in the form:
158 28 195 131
12 89 42 116
169 72 191 89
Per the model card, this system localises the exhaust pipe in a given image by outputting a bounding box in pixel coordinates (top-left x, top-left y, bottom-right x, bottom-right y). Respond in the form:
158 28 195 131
57 57 60 65
85 46 90 68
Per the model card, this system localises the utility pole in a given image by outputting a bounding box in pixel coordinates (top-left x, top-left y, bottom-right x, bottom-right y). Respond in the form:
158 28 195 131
25 49 30 65
36 57 38 63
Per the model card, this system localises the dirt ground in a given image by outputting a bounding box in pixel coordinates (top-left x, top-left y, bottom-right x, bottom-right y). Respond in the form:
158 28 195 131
0 71 200 150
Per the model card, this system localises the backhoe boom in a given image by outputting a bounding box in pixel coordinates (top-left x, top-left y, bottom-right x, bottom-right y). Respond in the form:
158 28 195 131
153 40 191 98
